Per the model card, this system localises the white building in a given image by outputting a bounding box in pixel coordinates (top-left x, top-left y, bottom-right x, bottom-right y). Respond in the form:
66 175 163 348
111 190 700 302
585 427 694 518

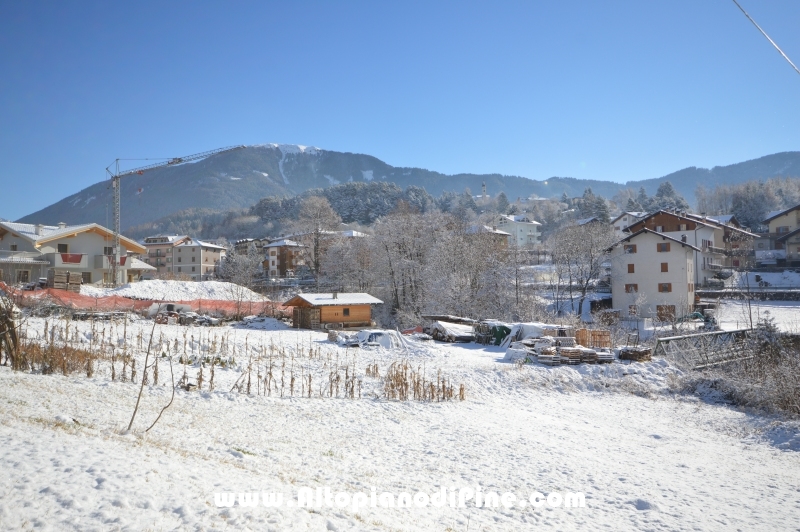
495 214 541 248
173 239 227 281
0 221 147 285
610 211 647 238
608 228 700 320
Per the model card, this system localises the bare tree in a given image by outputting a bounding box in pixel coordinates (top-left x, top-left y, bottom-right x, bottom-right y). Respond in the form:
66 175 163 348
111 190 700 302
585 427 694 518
549 222 617 318
287 196 342 290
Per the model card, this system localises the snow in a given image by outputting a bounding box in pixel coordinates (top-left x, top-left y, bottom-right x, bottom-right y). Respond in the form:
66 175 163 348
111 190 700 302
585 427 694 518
728 269 800 289
1 317 799 530
361 170 374 181
324 174 340 185
229 177 241 181
716 299 800 332
80 280 268 302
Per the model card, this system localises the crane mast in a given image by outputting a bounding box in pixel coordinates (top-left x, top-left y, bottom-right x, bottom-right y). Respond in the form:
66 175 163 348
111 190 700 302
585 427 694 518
105 145 246 286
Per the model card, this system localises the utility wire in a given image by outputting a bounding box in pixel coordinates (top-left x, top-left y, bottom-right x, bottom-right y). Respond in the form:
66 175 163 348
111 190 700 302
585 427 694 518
731 0 800 77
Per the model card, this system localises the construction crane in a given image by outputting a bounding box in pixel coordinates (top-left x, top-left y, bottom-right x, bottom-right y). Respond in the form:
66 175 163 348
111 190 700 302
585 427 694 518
105 145 246 286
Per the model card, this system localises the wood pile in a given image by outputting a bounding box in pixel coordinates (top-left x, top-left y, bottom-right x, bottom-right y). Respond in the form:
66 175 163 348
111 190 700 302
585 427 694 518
580 348 598 364
559 347 582 365
618 346 652 362
47 269 81 293
537 347 558 366
575 329 612 348
596 351 614 364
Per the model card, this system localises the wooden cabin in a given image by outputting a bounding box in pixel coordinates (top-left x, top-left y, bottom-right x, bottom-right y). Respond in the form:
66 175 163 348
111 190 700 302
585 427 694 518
284 292 383 330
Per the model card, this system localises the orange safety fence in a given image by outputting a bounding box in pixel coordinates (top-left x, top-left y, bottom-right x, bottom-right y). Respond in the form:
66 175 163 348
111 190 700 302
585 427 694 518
1 281 290 318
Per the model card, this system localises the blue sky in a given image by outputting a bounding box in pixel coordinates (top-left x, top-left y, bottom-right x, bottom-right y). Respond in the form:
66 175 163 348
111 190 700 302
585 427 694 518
1 0 799 220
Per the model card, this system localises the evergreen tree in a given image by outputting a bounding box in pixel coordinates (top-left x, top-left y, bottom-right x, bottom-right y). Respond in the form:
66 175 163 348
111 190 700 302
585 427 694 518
496 192 511 214
651 181 690 211
636 187 650 211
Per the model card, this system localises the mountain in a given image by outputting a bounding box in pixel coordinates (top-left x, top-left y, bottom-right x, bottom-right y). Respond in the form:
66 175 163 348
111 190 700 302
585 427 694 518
17 145 800 231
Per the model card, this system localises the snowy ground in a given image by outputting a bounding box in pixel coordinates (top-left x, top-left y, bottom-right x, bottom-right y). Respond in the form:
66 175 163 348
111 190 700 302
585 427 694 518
1 317 799 530
80 279 268 302
727 269 800 289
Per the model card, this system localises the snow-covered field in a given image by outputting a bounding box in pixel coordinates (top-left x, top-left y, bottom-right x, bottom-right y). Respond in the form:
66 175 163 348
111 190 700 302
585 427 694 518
80 279 268 302
1 317 799 530
717 299 800 332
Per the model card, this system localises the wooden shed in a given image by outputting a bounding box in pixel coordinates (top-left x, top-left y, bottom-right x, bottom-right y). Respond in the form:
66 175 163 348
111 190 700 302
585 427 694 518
283 292 383 330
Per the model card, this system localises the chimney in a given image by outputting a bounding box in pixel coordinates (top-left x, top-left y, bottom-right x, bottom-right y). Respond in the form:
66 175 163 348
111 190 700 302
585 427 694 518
332 291 338 299
35 224 44 236
57 222 67 229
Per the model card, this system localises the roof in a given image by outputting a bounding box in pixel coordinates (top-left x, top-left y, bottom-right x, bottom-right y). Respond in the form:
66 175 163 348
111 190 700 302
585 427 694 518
466 225 511 236
576 217 600 226
499 214 541 225
682 213 758 238
143 234 189 244
606 228 702 253
284 293 384 307
175 239 227 250
610 211 647 224
763 204 800 224
625 210 715 232
0 221 146 254
127 257 157 271
707 214 735 224
264 239 302 248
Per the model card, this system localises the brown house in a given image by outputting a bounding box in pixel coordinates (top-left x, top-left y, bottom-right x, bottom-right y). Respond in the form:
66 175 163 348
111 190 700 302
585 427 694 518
284 292 383 330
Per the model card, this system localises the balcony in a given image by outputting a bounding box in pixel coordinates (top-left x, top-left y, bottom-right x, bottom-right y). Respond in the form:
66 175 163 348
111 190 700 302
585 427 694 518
94 255 130 269
45 253 88 269
704 245 727 255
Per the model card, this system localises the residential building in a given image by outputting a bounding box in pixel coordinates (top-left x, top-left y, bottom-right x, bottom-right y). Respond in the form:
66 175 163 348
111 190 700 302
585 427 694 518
607 228 700 320
610 211 647 238
173 239 227 281
495 214 541 248
625 210 755 286
0 221 146 285
284 292 383 329
141 235 191 277
263 239 304 278
759 204 800 266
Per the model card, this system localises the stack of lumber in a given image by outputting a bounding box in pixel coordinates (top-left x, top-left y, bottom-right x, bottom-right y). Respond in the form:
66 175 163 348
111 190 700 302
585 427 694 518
47 270 81 293
618 346 652 362
559 347 582 365
580 348 598 364
596 350 615 364
537 347 559 366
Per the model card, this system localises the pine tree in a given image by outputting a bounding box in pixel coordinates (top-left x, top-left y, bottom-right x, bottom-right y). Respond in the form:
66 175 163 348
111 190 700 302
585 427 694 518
496 192 511 214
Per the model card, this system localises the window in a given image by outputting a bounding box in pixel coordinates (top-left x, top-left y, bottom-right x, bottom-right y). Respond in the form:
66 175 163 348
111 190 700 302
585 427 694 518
82 272 92 284
624 244 637 254
625 284 638 293
655 225 664 232
657 305 676 321
192 266 195 272
16 270 30 283
627 264 635 273
192 257 195 262
57 244 68 253
10 244 17 251
688 283 694 292
104 246 113 256
178 267 182 272
658 283 672 293
270 250 277 256
343 308 350 317
757 243 765 249
657 243 671 252
777 226 790 234
178 257 181 262
678 224 687 231
661 262 669 272
166 257 171 263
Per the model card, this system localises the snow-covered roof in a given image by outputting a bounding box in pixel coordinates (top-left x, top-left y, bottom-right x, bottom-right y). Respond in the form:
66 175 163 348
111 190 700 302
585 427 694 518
339 230 367 238
499 214 541 225
143 234 188 244
707 214 734 224
285 293 383 306
763 204 800 224
610 211 647 224
466 225 511 236
127 257 157 271
0 221 145 253
264 239 301 248
176 239 227 250
576 217 600 226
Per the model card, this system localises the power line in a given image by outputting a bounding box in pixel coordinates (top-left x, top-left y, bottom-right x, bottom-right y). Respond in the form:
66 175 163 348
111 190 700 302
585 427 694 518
731 0 800 77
